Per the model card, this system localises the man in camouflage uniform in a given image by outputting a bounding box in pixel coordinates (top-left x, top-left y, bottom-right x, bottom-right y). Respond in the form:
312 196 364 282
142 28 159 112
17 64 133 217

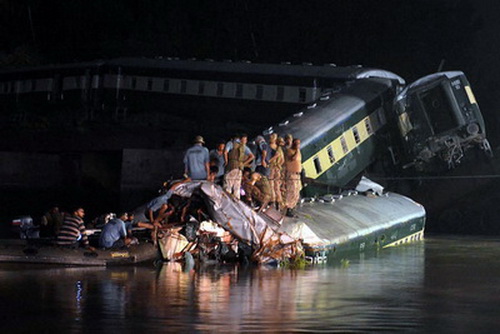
285 138 302 217
268 133 285 209
245 166 272 213
224 134 254 199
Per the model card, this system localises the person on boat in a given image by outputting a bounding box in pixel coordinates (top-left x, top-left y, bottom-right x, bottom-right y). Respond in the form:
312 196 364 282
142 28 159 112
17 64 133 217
284 138 302 217
56 206 95 251
183 135 210 181
124 212 141 235
40 206 64 237
99 212 132 249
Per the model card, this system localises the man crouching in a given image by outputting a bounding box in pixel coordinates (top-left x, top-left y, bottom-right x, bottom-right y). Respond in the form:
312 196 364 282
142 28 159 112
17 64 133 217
99 212 132 249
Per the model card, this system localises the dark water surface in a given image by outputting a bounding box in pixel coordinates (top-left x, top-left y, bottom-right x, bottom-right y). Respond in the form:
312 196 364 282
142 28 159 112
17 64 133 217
1 236 500 333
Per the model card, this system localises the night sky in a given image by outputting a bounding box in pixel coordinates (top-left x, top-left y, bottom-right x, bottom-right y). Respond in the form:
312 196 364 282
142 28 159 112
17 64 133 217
2 0 500 233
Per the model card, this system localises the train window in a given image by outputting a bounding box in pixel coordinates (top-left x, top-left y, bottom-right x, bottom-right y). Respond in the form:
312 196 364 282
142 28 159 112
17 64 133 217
217 82 224 96
327 146 336 164
365 118 373 135
352 126 361 144
299 88 307 102
235 84 243 97
163 79 170 92
256 85 263 100
340 136 348 154
131 77 137 89
147 79 153 91
180 80 187 93
75 77 81 89
313 157 323 174
276 86 284 101
198 81 205 94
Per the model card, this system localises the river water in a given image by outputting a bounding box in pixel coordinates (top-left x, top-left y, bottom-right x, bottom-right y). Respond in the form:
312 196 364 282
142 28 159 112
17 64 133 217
1 235 499 333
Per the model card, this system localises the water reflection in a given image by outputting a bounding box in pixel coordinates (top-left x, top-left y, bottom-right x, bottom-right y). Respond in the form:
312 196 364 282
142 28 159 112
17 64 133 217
1 238 500 332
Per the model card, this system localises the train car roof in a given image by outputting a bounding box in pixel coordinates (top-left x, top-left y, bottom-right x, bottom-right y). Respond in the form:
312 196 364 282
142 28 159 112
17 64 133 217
272 78 396 147
0 61 105 75
107 57 405 84
0 57 405 85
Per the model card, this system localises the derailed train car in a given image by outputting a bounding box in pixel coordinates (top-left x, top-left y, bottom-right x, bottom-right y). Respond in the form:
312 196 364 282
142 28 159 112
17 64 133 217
268 70 490 195
394 71 490 171
0 58 490 187
265 74 402 193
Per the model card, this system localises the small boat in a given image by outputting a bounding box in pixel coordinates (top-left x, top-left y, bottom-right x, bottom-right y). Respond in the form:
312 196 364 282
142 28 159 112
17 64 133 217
0 239 159 266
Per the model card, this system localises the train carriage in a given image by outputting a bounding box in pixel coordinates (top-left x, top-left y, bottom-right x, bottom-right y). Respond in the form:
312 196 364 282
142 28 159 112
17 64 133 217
0 58 490 196
394 71 490 171
267 75 402 195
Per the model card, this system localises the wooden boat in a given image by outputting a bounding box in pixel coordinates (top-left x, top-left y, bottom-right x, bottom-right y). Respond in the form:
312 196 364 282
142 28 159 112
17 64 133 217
0 239 159 266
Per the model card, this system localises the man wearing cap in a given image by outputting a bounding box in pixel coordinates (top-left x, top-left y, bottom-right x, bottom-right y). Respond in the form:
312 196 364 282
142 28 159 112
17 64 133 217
183 135 210 181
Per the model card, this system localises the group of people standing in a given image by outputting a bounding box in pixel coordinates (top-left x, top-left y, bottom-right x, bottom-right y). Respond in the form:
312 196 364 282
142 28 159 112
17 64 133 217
44 132 303 252
183 133 302 217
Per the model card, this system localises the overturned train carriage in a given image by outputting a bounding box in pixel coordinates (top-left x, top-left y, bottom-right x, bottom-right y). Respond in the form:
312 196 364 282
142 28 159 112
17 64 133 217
265 74 403 195
394 71 490 171
0 58 490 199
268 71 490 196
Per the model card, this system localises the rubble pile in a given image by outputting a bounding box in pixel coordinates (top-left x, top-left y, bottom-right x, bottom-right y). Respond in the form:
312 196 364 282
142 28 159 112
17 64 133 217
157 181 304 265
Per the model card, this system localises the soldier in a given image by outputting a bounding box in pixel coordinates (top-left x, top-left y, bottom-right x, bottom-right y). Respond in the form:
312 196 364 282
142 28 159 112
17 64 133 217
224 134 254 199
268 133 285 210
284 133 293 149
284 138 302 217
245 166 272 213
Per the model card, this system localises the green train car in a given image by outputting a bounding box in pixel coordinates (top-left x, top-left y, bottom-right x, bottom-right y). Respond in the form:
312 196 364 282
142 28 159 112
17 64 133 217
268 71 489 196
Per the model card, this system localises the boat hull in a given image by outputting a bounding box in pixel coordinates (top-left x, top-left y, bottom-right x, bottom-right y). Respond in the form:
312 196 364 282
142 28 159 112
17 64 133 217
0 240 159 266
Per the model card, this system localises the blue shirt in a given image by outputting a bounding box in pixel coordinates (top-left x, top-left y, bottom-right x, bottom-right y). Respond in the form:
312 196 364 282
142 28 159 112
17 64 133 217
255 140 270 166
146 190 173 212
99 218 127 248
183 144 209 180
209 149 225 177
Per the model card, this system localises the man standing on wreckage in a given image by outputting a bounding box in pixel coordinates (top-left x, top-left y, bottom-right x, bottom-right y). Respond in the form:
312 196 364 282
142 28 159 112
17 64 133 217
183 135 210 181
